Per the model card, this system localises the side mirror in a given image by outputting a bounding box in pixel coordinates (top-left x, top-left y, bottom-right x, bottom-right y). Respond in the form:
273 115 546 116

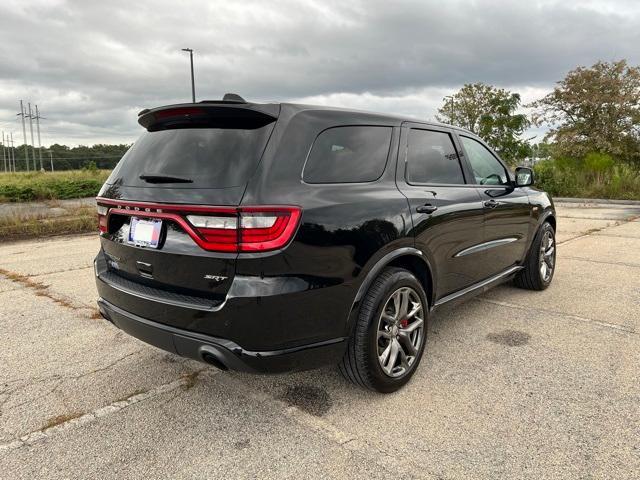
515 166 534 187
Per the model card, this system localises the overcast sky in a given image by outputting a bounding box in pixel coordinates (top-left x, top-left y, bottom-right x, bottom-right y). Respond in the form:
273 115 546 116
1 0 639 146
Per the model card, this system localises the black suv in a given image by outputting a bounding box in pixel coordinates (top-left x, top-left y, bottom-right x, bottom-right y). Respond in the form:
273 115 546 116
95 96 556 392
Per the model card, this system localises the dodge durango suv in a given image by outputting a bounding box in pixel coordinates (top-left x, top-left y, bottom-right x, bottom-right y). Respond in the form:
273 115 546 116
95 95 556 392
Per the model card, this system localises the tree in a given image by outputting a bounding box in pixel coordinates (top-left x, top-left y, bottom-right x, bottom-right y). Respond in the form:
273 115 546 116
529 60 640 163
436 83 531 165
529 142 554 161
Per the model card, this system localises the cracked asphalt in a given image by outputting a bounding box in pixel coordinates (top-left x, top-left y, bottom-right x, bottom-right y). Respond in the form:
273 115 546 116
1 201 639 479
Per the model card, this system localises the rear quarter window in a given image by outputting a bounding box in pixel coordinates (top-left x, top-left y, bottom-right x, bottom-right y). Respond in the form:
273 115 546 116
303 126 392 184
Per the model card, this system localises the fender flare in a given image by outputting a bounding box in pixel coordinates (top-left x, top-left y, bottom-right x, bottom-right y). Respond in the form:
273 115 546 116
346 247 435 331
539 208 556 229
522 208 556 261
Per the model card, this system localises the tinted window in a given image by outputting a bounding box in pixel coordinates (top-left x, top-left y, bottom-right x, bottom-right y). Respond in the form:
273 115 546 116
406 129 465 184
460 136 509 185
106 123 275 188
303 126 392 183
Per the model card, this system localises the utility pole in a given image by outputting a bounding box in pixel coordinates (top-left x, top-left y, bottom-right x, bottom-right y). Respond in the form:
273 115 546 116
48 150 54 172
10 133 16 172
2 131 6 172
181 48 196 102
18 100 29 172
34 105 44 171
27 103 37 171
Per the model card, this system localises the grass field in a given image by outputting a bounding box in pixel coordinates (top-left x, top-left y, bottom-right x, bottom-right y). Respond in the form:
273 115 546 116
0 204 96 241
0 170 110 202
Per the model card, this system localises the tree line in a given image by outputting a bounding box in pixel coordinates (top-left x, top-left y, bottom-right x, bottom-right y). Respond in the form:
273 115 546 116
7 143 131 171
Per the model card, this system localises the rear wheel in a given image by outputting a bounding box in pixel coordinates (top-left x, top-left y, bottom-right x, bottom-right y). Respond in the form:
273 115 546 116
339 267 428 393
515 221 556 290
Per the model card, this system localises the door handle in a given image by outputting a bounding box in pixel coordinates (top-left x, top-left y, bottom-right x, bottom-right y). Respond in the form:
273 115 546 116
483 199 500 209
416 204 438 214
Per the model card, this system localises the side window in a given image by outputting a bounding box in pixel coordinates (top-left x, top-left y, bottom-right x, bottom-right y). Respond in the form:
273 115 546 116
460 136 509 185
406 129 465 184
303 126 392 183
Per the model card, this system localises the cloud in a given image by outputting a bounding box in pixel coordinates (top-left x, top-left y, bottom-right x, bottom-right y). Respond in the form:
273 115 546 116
0 0 638 145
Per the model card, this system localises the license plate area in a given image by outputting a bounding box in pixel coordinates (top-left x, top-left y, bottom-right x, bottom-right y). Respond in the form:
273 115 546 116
128 218 163 248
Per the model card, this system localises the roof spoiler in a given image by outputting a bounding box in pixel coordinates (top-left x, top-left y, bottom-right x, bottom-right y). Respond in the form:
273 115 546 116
137 99 279 131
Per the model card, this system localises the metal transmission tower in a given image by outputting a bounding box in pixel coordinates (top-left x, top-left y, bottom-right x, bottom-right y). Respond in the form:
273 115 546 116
27 103 38 171
33 105 45 171
17 100 29 172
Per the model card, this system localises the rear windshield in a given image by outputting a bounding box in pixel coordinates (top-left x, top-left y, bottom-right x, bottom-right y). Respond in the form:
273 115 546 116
107 124 275 188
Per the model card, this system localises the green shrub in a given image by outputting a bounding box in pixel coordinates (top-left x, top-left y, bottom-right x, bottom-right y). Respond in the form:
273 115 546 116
533 153 640 200
82 161 98 173
0 170 110 202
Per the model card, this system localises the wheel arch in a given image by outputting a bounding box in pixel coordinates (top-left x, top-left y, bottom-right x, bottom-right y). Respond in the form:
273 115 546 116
346 248 435 334
543 212 556 231
521 208 556 265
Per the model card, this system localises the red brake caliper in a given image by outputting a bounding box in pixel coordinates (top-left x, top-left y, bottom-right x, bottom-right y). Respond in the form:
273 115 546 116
400 318 408 329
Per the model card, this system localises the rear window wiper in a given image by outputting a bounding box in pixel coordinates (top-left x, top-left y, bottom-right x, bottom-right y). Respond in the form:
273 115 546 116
139 174 193 184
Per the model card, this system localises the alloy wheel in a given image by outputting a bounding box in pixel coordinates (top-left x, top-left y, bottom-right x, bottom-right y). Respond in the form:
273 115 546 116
377 287 425 378
539 230 555 282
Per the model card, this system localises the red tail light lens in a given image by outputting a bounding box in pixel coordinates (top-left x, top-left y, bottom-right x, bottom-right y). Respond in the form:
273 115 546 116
154 107 205 120
186 207 302 252
186 214 239 252
239 208 302 252
97 205 109 233
96 198 301 253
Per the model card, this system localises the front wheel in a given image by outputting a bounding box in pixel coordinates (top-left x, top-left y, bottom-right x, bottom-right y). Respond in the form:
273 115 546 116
339 267 428 393
515 221 556 290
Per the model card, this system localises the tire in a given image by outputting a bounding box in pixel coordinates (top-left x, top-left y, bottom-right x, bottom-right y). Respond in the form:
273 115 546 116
339 267 428 393
514 221 556 290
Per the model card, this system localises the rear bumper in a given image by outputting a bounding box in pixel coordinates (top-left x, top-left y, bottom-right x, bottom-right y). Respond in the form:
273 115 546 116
97 298 347 373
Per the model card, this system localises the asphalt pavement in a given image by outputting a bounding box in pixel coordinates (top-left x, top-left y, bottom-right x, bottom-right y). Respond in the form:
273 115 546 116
1 201 639 479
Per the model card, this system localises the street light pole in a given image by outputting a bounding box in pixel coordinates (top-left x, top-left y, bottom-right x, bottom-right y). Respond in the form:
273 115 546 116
181 48 196 103
444 95 455 122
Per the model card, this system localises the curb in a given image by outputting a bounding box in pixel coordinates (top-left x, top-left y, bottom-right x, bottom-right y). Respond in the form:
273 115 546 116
553 197 640 206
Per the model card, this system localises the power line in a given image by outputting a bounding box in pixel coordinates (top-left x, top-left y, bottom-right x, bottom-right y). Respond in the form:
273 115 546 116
37 155 123 160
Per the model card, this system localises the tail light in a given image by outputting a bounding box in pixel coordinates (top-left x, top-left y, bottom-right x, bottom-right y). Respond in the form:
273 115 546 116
239 207 301 252
185 207 302 252
96 199 301 253
97 204 109 233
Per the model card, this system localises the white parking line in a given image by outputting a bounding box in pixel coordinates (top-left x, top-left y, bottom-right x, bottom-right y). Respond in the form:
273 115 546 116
0 371 206 453
476 298 636 334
